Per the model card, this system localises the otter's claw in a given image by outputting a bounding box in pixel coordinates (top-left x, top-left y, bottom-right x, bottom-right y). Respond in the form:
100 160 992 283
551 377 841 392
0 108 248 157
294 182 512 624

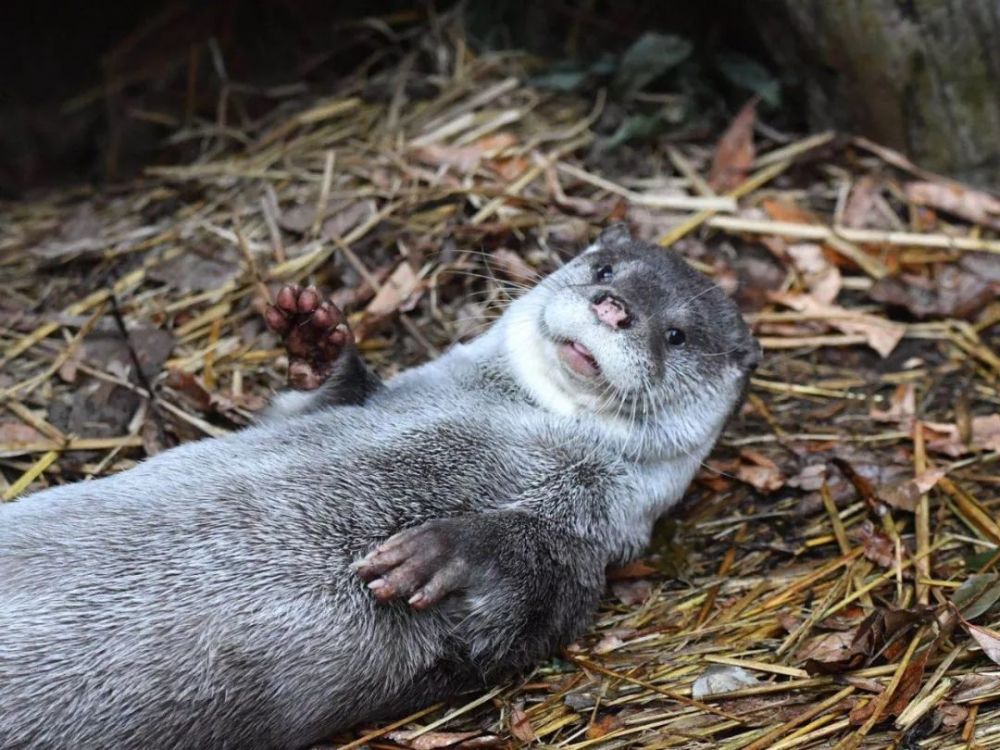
354 522 469 610
264 284 353 391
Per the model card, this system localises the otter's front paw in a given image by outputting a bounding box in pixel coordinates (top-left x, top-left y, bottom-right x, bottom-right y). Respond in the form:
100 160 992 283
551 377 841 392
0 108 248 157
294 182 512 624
264 284 354 391
353 522 470 610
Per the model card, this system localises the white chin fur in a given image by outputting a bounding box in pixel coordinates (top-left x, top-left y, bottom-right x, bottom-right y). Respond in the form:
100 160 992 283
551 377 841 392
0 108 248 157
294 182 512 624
502 297 604 418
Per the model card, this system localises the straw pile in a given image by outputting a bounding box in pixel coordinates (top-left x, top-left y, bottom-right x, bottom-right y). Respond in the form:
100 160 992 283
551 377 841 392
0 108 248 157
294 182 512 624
1 13 999 750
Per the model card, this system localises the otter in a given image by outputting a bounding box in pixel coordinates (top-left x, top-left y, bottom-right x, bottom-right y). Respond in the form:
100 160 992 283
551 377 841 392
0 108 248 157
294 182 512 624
0 224 759 749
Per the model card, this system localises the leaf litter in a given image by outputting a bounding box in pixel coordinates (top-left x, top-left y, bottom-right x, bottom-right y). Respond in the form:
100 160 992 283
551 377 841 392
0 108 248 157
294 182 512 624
1 9 1000 748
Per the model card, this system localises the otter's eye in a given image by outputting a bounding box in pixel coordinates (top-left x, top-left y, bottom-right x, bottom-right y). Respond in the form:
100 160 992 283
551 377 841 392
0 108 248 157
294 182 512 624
595 264 613 282
667 328 686 346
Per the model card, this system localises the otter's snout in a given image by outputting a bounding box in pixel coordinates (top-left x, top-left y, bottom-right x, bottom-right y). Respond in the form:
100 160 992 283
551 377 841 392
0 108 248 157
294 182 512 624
591 293 633 330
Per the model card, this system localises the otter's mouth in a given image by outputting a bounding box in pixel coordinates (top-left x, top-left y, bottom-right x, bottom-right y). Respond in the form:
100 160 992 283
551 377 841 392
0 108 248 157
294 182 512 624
557 340 601 378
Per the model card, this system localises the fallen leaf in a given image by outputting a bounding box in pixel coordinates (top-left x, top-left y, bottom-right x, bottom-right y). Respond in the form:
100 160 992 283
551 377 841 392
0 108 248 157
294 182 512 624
277 204 317 234
934 702 969 729
365 262 421 318
611 579 653 606
879 467 948 512
414 134 518 177
798 631 855 663
614 32 693 94
691 664 760 699
488 249 537 286
950 671 1000 703
593 633 625 654
950 574 1000 621
770 291 905 358
869 267 998 320
585 713 624 740
454 736 503 749
870 383 916 424
803 608 929 675
149 246 241 293
842 176 880 229
923 414 1000 457
321 200 374 241
787 243 842 304
715 52 780 107
387 730 481 750
854 521 895 568
761 198 819 226
32 204 105 259
883 649 930 718
963 620 1000 666
905 181 1000 231
606 560 658 581
708 99 756 192
736 448 785 493
509 704 537 743
0 420 45 447
786 463 826 491
960 251 1000 283
166 370 213 412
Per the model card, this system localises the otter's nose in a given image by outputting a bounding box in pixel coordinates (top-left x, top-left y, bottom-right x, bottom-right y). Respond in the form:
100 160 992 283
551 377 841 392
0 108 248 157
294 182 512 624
591 293 633 330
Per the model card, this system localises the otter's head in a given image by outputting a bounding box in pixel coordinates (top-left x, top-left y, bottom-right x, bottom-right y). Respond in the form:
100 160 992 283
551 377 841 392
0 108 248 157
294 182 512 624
501 224 760 452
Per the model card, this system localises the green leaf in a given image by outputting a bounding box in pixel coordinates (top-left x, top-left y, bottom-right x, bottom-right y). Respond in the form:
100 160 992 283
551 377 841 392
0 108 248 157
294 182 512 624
951 573 1000 621
715 51 781 107
605 112 665 150
530 54 617 92
615 33 693 94
530 68 589 92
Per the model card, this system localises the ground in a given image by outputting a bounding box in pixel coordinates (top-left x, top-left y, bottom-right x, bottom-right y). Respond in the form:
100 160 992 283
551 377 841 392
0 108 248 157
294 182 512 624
1 15 999 750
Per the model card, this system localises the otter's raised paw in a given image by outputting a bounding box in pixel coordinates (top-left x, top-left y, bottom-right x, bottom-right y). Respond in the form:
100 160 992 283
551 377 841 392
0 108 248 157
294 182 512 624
264 285 354 391
353 521 470 610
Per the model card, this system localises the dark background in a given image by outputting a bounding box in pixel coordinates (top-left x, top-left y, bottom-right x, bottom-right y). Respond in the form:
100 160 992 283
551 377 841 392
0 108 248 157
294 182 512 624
3 0 998 198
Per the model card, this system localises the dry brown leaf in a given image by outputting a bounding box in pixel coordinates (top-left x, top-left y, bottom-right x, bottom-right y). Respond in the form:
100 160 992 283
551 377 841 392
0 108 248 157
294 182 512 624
413 145 485 173
787 243 842 304
842 176 880 229
923 414 1000 457
708 99 756 192
387 730 481 750
736 449 785 493
593 633 625 654
870 383 916 424
149 247 241 293
611 579 653 606
691 665 761 699
366 262 421 318
905 181 1000 231
509 704 537 743
770 291 905 358
854 521 895 568
786 463 826 491
878 467 948 512
951 672 1000 703
761 198 820 225
606 560 658 581
797 631 854 663
0 420 45 447
488 249 537 286
963 620 1000 666
803 608 929 675
585 713 624 740
321 200 373 241
934 702 969 729
869 267 998 320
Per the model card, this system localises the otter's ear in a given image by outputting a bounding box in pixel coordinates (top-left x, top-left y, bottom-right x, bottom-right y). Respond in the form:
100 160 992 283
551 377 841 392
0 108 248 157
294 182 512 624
597 222 632 250
739 340 763 372
583 222 632 254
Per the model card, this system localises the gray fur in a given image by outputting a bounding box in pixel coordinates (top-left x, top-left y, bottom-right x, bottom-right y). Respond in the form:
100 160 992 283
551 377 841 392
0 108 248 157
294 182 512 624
0 226 758 749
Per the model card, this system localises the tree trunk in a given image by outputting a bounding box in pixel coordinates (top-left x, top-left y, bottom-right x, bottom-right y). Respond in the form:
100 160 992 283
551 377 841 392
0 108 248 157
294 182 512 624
755 0 1000 186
